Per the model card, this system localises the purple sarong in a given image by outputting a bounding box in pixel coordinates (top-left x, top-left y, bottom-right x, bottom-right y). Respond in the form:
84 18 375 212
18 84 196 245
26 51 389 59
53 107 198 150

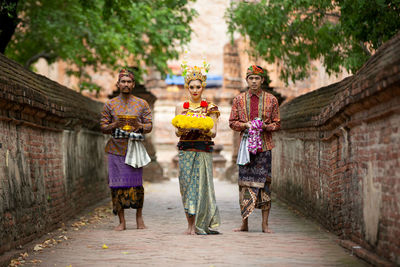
108 153 143 188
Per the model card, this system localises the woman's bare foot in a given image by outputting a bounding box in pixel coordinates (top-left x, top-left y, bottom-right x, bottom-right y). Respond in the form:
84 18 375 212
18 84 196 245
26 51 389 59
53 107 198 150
114 223 126 231
190 225 196 235
183 213 196 235
184 224 196 235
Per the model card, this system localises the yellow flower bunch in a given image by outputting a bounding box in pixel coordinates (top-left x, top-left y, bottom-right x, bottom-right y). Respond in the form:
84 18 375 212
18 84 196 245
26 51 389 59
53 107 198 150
172 112 214 131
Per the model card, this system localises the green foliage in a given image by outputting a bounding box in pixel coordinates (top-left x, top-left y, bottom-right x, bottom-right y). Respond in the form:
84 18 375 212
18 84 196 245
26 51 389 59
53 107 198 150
226 0 400 84
5 0 197 92
0 1 18 18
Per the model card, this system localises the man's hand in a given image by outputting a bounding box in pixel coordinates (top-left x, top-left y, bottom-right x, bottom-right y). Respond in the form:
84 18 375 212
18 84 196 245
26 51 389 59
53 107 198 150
112 118 126 129
262 122 268 131
127 117 139 130
245 122 252 129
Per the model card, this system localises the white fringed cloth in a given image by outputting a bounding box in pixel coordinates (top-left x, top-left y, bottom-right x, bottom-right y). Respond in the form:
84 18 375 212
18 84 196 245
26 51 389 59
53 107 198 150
112 128 151 168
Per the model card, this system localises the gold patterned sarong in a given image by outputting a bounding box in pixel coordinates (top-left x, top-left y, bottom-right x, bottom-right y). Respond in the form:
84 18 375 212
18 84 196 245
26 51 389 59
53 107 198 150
178 151 221 234
111 186 144 215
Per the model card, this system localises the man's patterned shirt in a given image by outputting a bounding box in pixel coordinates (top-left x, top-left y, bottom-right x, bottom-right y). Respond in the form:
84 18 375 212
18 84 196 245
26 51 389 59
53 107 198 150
100 95 152 156
229 90 280 151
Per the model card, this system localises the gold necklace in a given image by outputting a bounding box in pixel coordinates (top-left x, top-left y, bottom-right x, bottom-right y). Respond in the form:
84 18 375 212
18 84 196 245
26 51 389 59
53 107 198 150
189 100 201 108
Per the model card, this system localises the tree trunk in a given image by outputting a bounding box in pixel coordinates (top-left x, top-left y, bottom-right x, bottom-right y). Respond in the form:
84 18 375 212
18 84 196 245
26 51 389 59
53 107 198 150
0 0 19 54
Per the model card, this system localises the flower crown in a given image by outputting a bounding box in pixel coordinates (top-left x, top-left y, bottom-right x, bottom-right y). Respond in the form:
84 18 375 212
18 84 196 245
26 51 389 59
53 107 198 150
181 57 210 88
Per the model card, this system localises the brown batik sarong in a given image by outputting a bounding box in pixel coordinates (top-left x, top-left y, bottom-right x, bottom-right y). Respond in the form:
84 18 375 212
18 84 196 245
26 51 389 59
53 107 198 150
238 151 272 219
111 186 144 215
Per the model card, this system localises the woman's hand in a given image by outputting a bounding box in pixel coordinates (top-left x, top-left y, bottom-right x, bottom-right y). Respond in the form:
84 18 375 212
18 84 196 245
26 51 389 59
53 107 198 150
200 129 213 137
177 127 190 136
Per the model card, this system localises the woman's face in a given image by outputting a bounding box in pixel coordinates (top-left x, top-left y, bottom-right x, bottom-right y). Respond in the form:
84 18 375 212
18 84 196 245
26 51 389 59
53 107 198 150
187 80 204 102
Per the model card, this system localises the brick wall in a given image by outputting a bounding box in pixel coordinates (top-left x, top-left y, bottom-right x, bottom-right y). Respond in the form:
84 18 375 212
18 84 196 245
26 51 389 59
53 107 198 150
0 54 109 256
272 32 400 265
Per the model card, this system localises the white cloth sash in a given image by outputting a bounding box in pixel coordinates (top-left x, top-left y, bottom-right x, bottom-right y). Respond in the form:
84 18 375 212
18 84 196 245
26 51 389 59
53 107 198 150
236 132 250 166
125 139 151 168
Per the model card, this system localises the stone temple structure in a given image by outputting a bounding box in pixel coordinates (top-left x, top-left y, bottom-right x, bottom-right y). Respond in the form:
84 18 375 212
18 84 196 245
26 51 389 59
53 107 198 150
33 0 349 180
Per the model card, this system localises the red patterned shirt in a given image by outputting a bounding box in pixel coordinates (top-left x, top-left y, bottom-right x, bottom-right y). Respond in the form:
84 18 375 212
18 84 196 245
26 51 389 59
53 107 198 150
250 93 259 120
229 90 280 151
100 95 152 156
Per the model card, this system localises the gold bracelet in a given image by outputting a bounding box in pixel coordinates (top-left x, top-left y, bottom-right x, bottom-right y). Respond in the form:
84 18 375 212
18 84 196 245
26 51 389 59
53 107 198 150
177 128 186 136
204 130 213 137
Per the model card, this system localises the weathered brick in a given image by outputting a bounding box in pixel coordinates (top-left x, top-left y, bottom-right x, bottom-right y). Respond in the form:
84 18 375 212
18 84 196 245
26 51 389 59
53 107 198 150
0 55 109 256
272 32 400 266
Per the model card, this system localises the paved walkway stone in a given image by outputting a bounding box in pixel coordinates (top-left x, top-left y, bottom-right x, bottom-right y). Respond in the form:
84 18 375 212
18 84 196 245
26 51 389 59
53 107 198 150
20 179 367 266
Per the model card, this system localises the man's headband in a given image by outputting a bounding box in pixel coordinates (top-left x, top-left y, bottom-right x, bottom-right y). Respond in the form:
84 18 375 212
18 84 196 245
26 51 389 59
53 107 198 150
246 65 264 78
118 69 135 81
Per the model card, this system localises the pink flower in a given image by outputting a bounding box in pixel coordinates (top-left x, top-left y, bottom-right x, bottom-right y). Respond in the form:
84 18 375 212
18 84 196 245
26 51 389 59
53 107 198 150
248 118 263 154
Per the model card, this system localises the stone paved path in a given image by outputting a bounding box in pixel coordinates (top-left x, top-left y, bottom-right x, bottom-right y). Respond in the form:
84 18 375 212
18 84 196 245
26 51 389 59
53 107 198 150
20 179 367 267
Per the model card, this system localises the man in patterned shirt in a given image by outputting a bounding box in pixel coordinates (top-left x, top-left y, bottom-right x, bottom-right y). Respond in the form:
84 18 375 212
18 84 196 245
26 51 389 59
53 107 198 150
229 65 280 233
100 69 152 231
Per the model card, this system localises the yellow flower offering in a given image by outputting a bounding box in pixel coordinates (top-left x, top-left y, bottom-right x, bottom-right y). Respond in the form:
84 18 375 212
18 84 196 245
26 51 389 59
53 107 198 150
172 112 214 131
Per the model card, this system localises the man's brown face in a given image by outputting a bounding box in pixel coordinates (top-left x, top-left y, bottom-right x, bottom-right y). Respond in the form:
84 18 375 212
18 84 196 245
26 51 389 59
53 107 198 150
118 76 135 94
246 75 264 91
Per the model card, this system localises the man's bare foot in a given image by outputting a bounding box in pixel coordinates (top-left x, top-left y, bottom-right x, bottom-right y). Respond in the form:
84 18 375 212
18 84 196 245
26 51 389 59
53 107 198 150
233 226 248 232
233 223 248 232
114 223 126 231
136 208 146 229
136 218 146 229
262 225 272 233
137 224 146 229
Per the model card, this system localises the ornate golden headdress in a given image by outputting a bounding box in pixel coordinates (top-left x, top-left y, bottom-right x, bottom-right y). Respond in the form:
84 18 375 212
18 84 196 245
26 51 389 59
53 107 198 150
181 55 210 89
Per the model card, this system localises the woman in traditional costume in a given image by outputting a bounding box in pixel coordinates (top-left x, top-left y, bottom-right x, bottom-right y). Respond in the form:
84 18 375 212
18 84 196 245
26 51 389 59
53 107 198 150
172 62 221 235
